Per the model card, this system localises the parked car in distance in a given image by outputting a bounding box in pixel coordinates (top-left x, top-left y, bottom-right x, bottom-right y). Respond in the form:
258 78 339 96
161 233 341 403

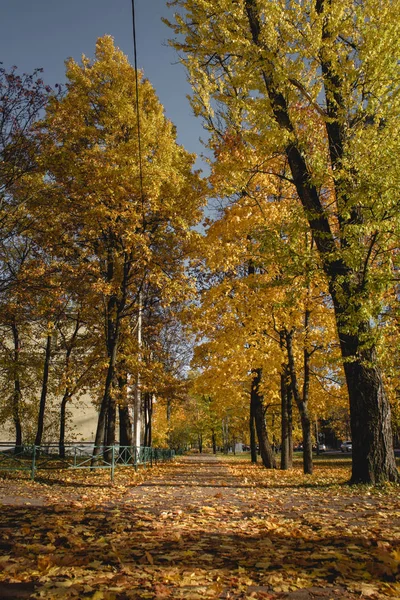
341 441 352 452
313 443 326 452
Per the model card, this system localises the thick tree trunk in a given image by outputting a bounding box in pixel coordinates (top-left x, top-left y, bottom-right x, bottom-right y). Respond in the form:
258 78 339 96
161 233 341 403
35 333 52 447
339 328 398 484
251 368 276 469
326 260 399 483
119 405 132 447
11 321 22 451
198 433 203 453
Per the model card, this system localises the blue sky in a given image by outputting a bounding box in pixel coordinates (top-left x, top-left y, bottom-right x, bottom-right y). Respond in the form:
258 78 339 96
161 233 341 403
0 0 208 171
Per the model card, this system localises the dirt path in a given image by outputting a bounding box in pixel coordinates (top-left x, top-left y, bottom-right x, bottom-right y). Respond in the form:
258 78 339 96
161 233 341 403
125 454 254 512
0 454 399 599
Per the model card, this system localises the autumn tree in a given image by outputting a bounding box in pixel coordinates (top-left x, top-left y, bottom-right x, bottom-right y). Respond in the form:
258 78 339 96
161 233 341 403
188 183 341 473
0 65 60 447
167 0 400 483
0 64 55 241
26 37 205 455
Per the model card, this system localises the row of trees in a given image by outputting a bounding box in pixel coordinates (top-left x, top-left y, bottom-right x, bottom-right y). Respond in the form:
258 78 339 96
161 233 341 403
166 0 400 483
0 38 205 454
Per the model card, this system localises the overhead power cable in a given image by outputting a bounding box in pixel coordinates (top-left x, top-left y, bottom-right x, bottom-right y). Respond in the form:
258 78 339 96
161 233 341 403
131 0 144 204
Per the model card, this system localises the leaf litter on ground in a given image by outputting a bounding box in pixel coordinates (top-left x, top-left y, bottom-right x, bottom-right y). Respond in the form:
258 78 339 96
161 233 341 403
0 455 399 599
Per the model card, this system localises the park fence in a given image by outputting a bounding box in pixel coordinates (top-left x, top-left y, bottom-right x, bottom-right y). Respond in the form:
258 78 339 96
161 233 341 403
0 443 176 482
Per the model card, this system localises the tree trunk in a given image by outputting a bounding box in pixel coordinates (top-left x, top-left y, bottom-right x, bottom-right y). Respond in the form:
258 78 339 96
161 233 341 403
59 390 72 458
35 332 52 447
143 392 153 447
11 321 22 451
280 368 291 470
92 292 120 463
92 344 118 461
143 392 149 447
133 291 142 448
58 317 81 459
198 433 203 453
250 396 257 463
104 394 117 461
248 251 258 464
119 405 132 447
166 399 171 423
251 368 276 469
288 382 293 465
211 431 217 454
148 395 153 447
340 328 398 484
118 372 132 447
285 328 313 475
222 417 229 454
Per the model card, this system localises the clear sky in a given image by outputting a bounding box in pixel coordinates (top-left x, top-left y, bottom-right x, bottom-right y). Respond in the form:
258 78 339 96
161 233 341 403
0 0 208 171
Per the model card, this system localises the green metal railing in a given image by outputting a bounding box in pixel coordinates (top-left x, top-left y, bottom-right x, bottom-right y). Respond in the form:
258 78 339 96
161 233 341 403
0 443 176 481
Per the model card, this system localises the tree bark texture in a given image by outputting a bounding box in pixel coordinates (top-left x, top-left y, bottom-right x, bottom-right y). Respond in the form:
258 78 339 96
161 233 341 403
339 328 398 484
119 405 133 447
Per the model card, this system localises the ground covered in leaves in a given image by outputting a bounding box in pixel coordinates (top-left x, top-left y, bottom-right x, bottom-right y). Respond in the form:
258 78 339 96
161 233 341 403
0 455 399 599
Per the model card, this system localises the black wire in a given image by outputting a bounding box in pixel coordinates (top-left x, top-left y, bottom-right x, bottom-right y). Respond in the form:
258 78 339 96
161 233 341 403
131 0 144 204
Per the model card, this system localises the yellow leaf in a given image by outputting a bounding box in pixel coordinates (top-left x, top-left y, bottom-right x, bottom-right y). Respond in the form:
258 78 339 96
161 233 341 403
145 551 154 565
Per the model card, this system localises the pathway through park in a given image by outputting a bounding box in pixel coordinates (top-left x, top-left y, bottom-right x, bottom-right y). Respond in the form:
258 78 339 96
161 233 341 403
0 454 399 599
